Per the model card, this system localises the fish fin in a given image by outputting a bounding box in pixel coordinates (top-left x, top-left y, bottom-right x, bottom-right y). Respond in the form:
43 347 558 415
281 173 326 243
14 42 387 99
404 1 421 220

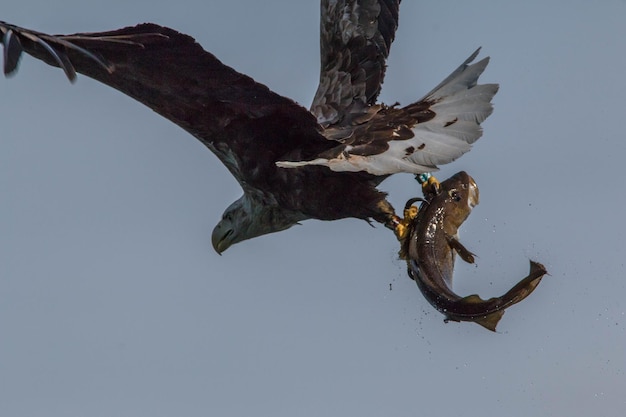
446 235 476 264
456 294 504 331
460 294 485 303
474 310 504 332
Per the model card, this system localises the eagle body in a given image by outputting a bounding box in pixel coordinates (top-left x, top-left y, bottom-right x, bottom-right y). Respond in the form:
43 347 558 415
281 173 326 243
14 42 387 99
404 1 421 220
0 0 498 253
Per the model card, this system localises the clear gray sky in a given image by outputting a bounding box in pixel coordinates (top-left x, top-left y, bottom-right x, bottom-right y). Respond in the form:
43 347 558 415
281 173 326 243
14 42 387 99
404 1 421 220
1 1 625 416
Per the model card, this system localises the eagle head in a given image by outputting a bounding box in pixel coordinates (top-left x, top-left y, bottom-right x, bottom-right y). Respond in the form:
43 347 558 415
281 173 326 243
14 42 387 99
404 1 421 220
211 194 305 254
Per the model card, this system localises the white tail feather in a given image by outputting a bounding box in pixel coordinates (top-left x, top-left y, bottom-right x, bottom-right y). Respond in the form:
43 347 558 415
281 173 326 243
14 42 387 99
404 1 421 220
277 49 499 175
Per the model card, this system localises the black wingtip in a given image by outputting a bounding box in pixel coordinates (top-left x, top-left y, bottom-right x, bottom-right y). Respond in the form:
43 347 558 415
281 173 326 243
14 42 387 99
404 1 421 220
0 22 103 83
2 28 23 76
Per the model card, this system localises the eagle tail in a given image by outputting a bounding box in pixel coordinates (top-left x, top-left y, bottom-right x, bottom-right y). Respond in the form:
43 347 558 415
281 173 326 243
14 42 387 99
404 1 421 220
277 49 499 176
399 49 500 172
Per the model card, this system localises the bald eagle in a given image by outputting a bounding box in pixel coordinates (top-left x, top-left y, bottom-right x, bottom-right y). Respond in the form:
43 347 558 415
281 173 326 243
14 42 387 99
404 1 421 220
0 0 498 253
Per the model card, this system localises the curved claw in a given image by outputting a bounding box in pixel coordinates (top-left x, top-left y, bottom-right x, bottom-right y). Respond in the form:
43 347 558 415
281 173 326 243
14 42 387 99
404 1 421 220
393 204 419 242
404 197 426 211
422 175 441 196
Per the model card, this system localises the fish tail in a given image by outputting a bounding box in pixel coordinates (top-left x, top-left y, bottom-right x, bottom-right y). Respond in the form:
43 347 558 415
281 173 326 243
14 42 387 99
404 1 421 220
499 260 548 305
529 260 548 278
473 261 547 331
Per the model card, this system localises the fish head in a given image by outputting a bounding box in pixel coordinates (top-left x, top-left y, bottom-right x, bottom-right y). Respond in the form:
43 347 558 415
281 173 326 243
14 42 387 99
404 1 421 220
437 171 479 232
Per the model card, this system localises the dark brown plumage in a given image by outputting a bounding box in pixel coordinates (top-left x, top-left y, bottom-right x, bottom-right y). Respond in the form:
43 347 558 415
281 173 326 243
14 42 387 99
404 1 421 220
0 1 498 253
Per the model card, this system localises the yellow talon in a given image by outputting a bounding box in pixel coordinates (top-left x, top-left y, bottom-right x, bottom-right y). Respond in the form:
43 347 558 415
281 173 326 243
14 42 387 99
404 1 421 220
394 204 419 241
422 175 441 196
395 222 408 241
404 205 419 221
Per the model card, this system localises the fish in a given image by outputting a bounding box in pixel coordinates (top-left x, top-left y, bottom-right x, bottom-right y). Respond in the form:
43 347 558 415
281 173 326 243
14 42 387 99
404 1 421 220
401 171 547 331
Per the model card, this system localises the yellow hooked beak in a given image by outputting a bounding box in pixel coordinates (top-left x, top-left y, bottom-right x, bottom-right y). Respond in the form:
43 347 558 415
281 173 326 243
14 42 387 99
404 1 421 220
211 222 234 255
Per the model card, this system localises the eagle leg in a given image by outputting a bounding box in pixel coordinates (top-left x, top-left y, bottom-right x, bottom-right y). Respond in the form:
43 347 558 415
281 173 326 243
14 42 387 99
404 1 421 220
389 172 442 242
379 203 418 242
395 205 419 240
422 175 440 195
391 203 421 261
416 173 441 197
381 173 441 242
375 199 403 235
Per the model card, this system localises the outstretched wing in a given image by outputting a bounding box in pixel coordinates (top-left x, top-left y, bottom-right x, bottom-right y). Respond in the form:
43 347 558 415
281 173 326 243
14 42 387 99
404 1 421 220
311 0 400 127
0 22 326 188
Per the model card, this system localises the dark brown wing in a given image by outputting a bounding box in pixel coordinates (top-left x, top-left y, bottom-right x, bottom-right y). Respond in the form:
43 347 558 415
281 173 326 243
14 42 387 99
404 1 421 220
311 0 401 127
0 22 327 187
